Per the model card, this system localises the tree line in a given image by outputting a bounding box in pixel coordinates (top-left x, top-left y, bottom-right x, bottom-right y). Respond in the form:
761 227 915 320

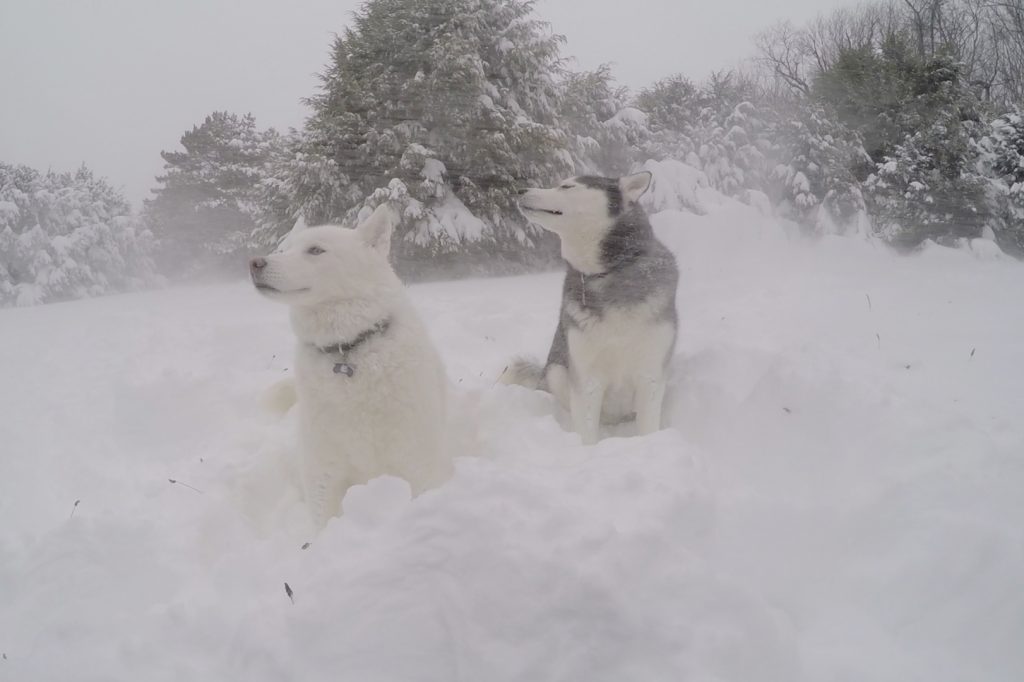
5 0 1024 305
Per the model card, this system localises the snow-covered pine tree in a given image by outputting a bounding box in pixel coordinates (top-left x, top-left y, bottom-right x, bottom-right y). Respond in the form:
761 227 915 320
0 163 158 307
249 126 358 249
145 111 282 278
557 65 647 176
270 0 572 277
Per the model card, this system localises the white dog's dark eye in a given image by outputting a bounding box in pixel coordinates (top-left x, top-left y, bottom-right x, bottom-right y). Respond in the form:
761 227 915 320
560 185 574 190
307 246 325 255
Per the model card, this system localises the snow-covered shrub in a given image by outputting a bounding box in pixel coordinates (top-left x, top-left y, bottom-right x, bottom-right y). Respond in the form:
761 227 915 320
558 65 646 176
864 114 989 247
635 73 769 201
977 109 1024 255
767 104 870 235
699 100 770 198
0 163 158 307
814 38 992 246
634 74 703 167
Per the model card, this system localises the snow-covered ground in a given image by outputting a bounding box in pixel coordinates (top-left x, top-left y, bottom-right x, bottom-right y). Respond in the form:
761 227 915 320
2 195 1023 681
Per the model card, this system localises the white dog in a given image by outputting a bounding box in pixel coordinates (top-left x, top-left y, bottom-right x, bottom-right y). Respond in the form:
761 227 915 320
251 205 451 526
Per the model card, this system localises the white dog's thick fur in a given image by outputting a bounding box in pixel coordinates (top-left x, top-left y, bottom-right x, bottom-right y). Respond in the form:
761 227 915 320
251 205 451 526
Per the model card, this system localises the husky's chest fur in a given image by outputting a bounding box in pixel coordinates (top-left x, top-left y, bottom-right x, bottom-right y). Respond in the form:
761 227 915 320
558 241 678 378
549 207 679 370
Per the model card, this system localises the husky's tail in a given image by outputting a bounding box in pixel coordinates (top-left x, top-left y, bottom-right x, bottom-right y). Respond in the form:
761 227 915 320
499 357 546 390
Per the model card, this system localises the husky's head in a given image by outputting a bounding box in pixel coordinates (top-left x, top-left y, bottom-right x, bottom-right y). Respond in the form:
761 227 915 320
249 204 400 307
518 172 653 273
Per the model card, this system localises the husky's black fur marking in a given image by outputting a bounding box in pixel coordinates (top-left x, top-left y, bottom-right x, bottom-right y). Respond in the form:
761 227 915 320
577 176 623 216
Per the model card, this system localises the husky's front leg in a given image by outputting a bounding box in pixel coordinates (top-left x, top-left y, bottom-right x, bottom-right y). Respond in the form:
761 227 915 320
633 374 667 436
570 374 606 445
545 363 571 412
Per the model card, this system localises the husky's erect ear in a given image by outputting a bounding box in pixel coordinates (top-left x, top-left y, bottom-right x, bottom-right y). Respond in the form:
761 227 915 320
619 171 653 204
356 203 399 256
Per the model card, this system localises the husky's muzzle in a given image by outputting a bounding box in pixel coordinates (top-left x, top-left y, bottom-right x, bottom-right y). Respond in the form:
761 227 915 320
522 206 563 216
517 190 564 216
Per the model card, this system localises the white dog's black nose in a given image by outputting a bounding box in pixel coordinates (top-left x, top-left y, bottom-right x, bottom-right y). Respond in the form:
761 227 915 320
250 257 267 273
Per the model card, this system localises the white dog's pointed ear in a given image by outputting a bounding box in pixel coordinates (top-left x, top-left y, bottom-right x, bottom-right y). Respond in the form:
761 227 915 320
284 214 308 240
620 171 653 204
356 203 399 255
275 213 309 251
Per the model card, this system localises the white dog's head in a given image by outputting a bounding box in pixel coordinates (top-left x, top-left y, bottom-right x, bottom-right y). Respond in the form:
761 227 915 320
250 204 400 306
518 172 652 273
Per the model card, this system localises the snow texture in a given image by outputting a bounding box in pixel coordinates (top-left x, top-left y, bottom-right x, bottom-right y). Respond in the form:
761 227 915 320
1 192 1023 681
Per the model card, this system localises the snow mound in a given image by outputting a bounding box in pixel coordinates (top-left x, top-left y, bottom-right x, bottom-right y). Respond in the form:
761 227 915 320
959 236 1007 260
607 106 649 128
640 158 712 215
427 192 488 243
915 236 1009 263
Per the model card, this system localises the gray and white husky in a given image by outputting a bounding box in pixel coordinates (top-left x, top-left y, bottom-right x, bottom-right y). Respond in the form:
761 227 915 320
502 172 679 445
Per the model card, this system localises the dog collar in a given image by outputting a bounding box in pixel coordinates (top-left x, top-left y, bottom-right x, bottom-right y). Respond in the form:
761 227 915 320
313 317 391 377
577 269 613 307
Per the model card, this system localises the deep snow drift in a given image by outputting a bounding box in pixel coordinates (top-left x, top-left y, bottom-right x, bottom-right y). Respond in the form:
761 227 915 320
1 192 1023 681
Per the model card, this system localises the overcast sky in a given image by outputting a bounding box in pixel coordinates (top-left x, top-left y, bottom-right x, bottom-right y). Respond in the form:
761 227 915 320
0 0 843 207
